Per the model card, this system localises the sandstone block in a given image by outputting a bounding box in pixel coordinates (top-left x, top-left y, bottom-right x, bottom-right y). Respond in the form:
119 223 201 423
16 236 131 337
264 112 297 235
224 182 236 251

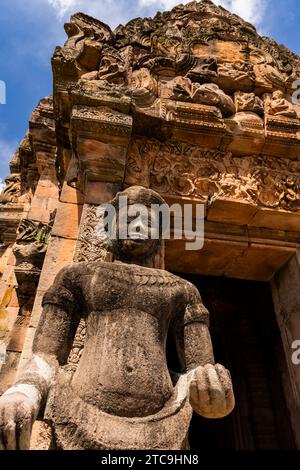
85 182 120 205
207 199 258 226
52 201 83 240
37 237 77 292
60 181 85 205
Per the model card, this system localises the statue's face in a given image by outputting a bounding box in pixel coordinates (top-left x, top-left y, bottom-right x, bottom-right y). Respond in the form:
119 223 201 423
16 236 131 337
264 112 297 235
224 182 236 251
273 90 283 100
115 203 160 260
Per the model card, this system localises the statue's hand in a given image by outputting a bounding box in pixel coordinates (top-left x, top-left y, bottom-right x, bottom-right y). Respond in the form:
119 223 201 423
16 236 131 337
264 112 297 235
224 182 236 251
0 390 38 450
188 364 235 419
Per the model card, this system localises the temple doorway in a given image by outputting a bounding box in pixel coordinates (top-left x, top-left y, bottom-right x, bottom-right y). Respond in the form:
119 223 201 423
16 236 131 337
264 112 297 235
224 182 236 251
176 274 296 450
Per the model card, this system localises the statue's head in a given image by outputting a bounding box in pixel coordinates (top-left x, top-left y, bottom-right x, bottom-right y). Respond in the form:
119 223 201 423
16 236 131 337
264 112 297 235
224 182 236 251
109 186 166 263
273 90 284 100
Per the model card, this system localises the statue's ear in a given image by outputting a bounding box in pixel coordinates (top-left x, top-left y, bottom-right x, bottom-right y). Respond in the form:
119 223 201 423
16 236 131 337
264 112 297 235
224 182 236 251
110 193 120 209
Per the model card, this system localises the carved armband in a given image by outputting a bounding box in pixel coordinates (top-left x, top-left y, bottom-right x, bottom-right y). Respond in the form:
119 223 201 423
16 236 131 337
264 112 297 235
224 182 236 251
42 284 76 315
184 283 210 327
184 302 210 327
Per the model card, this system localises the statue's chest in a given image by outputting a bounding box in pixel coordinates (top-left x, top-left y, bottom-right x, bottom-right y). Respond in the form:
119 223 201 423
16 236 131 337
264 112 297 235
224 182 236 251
83 264 183 315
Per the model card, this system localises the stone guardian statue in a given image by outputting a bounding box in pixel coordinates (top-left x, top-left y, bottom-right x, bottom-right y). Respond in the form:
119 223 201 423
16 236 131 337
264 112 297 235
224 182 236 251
0 186 234 450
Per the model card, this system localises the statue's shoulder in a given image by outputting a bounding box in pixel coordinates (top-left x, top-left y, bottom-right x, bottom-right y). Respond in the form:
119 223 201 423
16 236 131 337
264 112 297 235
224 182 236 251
159 271 192 287
53 260 108 288
160 270 185 284
170 276 203 302
146 268 189 289
63 259 109 274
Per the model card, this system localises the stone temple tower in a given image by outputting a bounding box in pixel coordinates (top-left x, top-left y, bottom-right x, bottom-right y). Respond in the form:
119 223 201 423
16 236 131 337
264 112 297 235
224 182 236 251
0 0 300 449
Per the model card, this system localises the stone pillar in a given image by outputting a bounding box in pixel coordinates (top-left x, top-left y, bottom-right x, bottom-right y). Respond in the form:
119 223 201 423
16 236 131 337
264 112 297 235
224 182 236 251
0 248 19 387
1 148 59 390
271 250 300 448
0 97 60 388
24 179 85 451
29 102 134 449
17 179 83 374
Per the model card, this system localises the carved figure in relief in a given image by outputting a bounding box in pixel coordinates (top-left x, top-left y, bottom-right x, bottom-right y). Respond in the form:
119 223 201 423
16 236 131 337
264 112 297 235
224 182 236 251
234 91 264 116
265 90 298 118
185 56 218 84
0 174 30 205
0 186 234 450
165 77 235 116
217 62 255 93
98 46 127 84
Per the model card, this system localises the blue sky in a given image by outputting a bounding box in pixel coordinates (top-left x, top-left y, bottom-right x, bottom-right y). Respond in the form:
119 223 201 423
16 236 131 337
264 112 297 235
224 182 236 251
0 0 299 185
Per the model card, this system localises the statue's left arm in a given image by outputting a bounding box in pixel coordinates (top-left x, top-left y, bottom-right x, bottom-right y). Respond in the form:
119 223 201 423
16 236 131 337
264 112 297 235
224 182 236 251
0 266 81 449
181 282 235 419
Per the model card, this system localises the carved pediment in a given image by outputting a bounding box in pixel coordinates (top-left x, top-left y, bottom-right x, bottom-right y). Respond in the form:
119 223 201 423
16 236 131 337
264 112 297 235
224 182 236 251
51 0 300 166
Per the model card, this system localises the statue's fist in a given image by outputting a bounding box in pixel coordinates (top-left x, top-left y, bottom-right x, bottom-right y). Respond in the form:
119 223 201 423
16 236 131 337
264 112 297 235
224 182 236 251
0 392 36 450
188 364 235 419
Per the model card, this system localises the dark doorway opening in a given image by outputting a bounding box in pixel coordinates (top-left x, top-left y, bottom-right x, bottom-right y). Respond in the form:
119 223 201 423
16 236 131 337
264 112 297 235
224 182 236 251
176 274 295 450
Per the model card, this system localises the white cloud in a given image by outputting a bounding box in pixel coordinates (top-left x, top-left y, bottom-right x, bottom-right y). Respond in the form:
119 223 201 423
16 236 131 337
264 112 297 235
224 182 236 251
48 0 77 19
0 139 18 178
46 0 268 28
139 0 184 8
0 179 5 192
227 0 267 26
46 0 133 28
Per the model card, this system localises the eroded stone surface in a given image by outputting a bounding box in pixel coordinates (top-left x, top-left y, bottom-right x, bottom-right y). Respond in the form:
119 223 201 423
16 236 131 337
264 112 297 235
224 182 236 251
0 187 234 450
0 0 300 450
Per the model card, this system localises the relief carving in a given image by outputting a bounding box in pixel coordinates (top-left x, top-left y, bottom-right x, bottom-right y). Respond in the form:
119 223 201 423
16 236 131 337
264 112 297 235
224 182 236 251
54 2 300 162
185 56 218 84
125 138 300 211
217 62 255 94
191 83 235 116
0 174 28 205
163 78 235 117
62 13 113 71
129 67 158 106
13 212 56 272
74 204 110 263
98 46 127 84
234 91 264 116
54 0 300 121
265 90 298 118
250 49 287 93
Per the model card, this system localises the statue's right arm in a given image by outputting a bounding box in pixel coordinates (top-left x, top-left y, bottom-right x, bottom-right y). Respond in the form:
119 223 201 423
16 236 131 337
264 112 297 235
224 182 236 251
0 267 81 450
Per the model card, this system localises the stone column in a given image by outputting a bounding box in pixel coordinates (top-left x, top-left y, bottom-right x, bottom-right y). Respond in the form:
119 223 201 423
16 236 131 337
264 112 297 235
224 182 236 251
16 178 83 374
29 100 134 449
0 248 19 385
271 250 300 448
21 175 84 450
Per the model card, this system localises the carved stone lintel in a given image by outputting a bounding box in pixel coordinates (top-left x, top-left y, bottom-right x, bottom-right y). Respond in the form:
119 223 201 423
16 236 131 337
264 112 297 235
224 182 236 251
71 106 133 184
125 137 300 212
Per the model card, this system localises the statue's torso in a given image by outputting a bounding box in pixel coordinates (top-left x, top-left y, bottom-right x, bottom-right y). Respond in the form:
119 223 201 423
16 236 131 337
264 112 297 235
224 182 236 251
69 261 187 417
